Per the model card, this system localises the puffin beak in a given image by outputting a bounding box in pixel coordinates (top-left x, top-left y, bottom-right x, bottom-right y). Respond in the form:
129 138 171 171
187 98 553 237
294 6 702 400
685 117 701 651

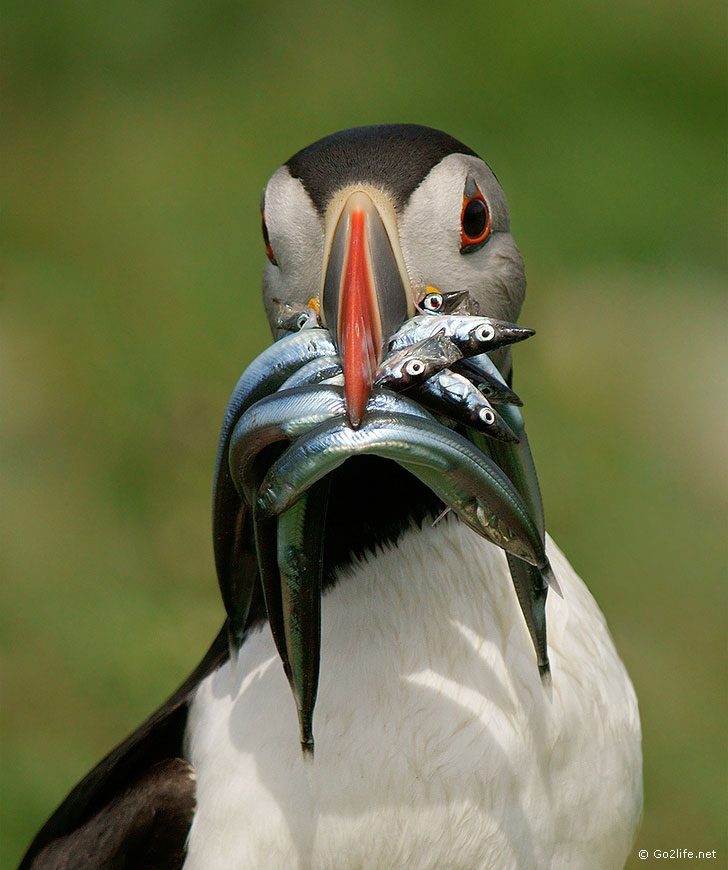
321 190 414 427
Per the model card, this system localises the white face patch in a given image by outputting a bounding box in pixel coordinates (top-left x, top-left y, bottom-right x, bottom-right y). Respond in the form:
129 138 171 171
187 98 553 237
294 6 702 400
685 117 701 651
261 151 526 336
262 167 325 334
398 154 525 323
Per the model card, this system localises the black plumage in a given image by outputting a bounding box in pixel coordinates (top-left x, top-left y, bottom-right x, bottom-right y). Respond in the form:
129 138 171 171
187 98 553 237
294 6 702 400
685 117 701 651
286 124 477 214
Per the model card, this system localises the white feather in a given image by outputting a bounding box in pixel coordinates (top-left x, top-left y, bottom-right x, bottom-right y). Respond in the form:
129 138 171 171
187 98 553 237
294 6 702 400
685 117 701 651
183 517 641 870
397 154 526 323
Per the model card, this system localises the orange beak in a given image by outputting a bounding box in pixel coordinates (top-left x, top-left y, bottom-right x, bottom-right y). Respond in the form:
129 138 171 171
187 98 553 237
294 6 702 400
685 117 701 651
321 190 413 427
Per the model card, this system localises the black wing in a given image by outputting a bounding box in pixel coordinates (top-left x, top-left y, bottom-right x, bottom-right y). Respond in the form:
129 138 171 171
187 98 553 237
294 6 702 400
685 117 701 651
19 624 229 870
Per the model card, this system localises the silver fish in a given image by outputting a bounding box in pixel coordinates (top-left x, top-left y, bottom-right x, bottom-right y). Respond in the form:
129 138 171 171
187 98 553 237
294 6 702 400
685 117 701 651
222 510 258 659
416 288 480 315
506 553 551 684
278 356 342 390
277 480 329 758
229 384 433 752
253 507 291 681
212 329 337 650
256 412 547 568
483 405 560 590
373 332 463 390
217 330 337 442
486 405 544 537
273 299 321 333
469 407 556 683
388 314 534 356
414 370 518 442
229 384 434 502
319 373 344 386
456 354 523 406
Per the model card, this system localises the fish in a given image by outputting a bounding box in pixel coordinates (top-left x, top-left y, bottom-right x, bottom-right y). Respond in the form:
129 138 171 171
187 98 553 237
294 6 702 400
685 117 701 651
276 331 465 394
505 554 551 684
272 299 321 333
227 385 434 755
374 331 463 389
229 384 435 503
388 314 534 356
413 369 519 442
216 330 338 449
415 287 479 315
277 480 330 758
256 412 547 568
212 329 337 653
221 511 259 659
483 403 545 539
278 356 342 390
484 402 561 606
455 354 523 406
253 507 290 679
468 404 556 683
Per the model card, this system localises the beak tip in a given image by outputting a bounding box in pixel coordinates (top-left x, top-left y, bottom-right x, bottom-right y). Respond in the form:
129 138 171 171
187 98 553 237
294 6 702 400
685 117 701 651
344 372 372 430
346 402 365 429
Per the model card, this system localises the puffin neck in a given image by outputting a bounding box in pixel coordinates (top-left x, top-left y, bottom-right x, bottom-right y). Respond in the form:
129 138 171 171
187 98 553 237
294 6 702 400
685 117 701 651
243 457 444 630
322 456 445 582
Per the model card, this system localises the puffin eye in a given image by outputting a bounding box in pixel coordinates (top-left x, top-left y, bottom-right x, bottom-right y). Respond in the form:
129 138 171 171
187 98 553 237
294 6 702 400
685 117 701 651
460 176 491 254
261 211 278 266
422 292 443 312
463 200 487 238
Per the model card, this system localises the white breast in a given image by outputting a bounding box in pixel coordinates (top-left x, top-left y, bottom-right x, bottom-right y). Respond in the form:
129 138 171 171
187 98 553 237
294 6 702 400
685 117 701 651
183 518 642 870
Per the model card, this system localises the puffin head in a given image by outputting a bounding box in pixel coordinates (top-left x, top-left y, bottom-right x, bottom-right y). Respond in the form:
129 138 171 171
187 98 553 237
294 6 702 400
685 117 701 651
260 124 526 426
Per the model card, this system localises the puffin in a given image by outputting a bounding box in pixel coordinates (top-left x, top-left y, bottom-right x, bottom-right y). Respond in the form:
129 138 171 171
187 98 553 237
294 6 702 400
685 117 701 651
20 125 642 870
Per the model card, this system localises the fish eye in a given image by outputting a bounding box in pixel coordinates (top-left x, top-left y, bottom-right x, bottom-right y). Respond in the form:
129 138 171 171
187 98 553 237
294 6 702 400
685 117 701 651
404 358 426 377
422 292 443 312
475 323 495 343
460 175 491 254
295 313 308 330
479 407 496 425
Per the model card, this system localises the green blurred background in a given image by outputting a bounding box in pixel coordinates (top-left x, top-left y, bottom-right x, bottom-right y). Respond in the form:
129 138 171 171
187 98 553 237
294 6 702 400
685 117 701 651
2 0 726 865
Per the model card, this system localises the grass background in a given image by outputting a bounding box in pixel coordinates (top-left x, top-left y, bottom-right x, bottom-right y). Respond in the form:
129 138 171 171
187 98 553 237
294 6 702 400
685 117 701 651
2 0 726 865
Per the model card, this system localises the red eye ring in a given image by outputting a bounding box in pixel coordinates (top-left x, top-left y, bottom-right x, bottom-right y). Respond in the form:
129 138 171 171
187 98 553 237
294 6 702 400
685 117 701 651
460 176 491 254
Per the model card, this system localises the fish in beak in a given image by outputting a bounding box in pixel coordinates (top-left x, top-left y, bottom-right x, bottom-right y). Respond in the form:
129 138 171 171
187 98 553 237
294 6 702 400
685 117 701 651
321 188 415 427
